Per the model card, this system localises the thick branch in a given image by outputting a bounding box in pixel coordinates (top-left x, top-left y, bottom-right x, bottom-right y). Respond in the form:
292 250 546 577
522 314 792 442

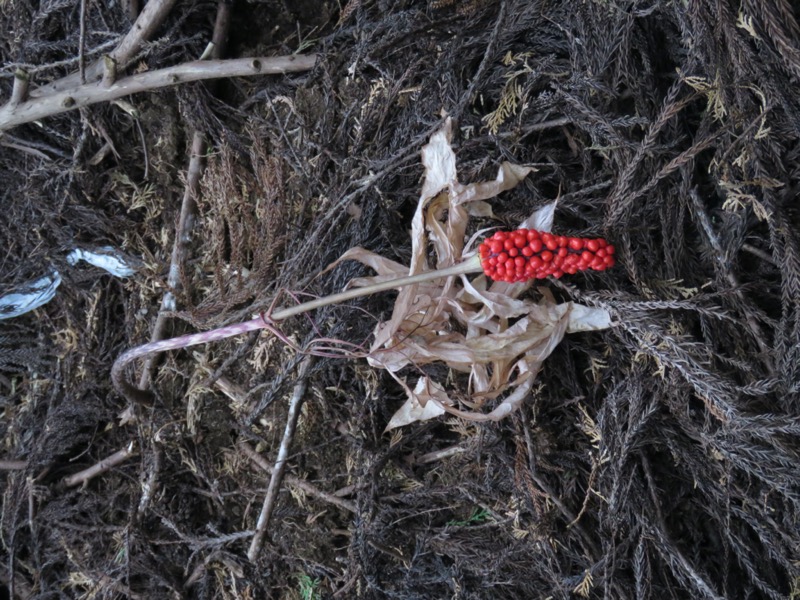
32 0 178 96
0 55 317 132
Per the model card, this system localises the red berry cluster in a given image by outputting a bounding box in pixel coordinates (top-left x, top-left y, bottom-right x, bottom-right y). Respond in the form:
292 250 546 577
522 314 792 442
478 229 615 283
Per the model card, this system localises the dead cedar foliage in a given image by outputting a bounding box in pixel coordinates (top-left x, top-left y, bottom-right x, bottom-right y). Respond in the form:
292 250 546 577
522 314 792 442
0 0 799 598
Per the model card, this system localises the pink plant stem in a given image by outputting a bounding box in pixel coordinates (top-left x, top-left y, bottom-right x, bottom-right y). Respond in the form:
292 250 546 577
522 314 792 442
111 256 483 403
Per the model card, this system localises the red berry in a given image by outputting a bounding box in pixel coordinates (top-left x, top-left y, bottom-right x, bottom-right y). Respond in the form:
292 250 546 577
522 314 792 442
568 237 584 251
479 229 614 281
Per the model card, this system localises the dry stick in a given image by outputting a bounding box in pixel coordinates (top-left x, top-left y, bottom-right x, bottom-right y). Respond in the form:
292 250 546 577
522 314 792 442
31 0 178 97
0 460 27 471
139 2 231 392
0 55 317 132
112 257 483 404
239 442 356 513
688 189 775 375
78 0 87 83
10 69 29 106
62 442 137 488
138 139 203 390
247 356 313 561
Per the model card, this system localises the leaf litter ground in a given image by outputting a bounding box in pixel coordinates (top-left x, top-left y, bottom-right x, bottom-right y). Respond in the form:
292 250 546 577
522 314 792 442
1 0 799 598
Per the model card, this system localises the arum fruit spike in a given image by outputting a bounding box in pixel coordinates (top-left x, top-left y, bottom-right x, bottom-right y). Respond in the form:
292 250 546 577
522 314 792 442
479 230 615 283
112 230 615 404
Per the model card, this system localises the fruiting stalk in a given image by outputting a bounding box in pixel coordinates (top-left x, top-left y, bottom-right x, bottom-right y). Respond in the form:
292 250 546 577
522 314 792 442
112 231 615 403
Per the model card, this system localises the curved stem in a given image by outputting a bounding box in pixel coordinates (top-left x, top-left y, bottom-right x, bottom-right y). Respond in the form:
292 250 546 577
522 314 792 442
111 255 483 403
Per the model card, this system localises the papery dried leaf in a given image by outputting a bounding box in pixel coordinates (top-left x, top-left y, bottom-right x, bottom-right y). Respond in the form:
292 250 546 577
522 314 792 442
458 275 533 323
451 162 534 207
370 301 572 375
331 119 612 430
538 288 613 332
426 191 469 269
412 118 458 273
443 361 540 422
520 201 556 232
567 303 614 333
327 246 408 279
385 376 450 431
419 118 458 202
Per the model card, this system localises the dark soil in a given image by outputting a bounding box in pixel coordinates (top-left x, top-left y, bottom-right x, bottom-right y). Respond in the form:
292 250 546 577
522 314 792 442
2 0 800 598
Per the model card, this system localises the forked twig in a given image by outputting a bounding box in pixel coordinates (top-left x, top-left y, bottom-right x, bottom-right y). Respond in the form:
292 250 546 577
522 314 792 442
62 442 137 488
239 441 356 513
31 0 178 97
0 55 317 132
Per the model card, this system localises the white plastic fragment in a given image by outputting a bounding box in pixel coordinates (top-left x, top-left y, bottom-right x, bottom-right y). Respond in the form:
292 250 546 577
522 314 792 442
66 246 138 277
0 272 62 320
0 246 140 320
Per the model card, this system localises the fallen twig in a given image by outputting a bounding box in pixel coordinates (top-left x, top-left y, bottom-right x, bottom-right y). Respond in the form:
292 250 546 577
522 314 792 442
247 356 313 561
62 442 136 488
0 55 317 132
31 0 178 97
0 460 27 471
137 2 230 393
239 441 356 514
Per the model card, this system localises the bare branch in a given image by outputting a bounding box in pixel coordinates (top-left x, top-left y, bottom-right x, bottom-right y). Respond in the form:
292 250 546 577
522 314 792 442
10 69 29 106
247 357 313 561
63 442 136 488
32 0 179 97
239 441 356 513
0 55 317 132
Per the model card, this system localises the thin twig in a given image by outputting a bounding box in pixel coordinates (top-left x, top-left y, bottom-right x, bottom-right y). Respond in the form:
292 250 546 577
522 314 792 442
137 132 206 393
0 460 27 471
689 189 775 375
79 0 87 83
62 442 136 488
247 356 314 561
0 55 317 132
137 2 229 394
239 441 356 513
742 242 777 265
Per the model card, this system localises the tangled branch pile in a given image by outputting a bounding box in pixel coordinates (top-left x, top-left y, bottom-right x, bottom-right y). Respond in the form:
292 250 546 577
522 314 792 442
0 0 798 597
